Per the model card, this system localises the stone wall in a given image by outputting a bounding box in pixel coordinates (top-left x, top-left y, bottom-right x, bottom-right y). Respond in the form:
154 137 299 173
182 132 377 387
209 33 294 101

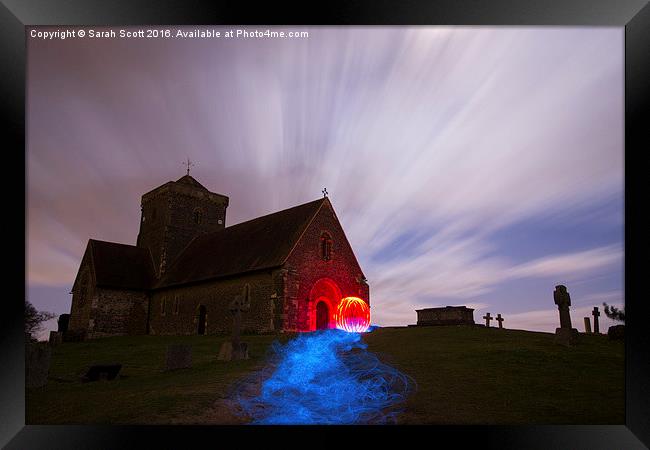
87 288 149 338
135 189 168 276
148 270 281 335
283 200 369 331
136 181 228 276
68 253 94 335
162 190 227 274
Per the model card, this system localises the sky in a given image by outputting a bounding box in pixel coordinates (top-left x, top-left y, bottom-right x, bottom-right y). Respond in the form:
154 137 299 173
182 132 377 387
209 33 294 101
26 26 624 339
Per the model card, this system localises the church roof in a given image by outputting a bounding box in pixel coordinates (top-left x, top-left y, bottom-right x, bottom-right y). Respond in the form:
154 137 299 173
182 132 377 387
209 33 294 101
158 198 327 288
89 239 155 290
174 174 208 190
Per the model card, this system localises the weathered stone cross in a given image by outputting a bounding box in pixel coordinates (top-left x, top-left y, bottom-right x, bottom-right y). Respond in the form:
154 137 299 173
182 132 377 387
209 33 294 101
554 285 573 329
218 290 251 361
322 187 328 197
496 314 504 329
553 284 579 345
592 307 600 334
483 312 493 327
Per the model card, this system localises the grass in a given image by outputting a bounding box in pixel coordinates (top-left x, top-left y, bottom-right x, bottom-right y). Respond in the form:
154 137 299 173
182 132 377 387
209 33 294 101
26 326 624 424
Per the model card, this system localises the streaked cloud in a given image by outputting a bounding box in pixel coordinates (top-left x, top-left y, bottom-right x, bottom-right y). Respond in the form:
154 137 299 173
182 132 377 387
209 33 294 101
507 245 622 280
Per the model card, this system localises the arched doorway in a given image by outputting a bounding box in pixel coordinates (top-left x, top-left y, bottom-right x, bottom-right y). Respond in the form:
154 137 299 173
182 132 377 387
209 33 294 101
308 278 342 331
316 301 330 330
197 305 207 335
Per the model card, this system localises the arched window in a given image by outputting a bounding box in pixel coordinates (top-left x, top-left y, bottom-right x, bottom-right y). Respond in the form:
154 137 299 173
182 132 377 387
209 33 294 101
320 232 333 261
193 208 203 225
161 297 167 316
173 296 180 315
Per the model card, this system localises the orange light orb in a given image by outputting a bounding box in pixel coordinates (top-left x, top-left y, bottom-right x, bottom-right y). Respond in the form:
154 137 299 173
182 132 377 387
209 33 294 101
335 297 371 333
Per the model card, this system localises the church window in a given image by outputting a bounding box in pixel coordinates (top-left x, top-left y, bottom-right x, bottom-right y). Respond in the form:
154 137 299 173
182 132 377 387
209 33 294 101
193 208 203 225
173 296 180 315
320 232 333 261
161 297 167 316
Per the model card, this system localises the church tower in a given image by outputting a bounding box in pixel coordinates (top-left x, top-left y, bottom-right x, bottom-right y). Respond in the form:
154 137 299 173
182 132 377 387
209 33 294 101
136 173 229 277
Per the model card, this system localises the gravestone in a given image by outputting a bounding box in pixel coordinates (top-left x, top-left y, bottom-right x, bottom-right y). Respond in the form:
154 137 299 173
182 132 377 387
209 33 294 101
57 314 70 333
26 343 51 388
483 313 493 327
553 285 579 345
165 344 192 371
583 317 592 333
218 341 249 361
496 314 504 329
48 331 63 346
592 307 601 334
218 293 251 361
81 364 122 382
607 324 624 340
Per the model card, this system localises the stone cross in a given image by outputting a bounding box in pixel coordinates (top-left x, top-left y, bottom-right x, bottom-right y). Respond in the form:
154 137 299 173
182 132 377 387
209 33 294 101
553 285 579 345
553 285 573 329
322 187 328 197
218 290 251 361
592 307 601 334
584 317 592 333
230 293 250 357
496 314 504 329
483 313 493 327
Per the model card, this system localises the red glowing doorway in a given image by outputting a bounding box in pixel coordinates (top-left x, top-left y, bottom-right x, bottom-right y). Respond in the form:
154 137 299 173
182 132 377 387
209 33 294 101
316 301 329 330
308 278 342 331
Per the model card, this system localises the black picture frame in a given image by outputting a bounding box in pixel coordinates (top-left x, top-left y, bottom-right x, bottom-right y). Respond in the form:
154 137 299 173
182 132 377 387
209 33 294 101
2 1 648 448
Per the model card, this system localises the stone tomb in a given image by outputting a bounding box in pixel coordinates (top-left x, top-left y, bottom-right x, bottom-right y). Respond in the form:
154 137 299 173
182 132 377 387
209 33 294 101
415 306 475 326
26 344 52 388
608 324 625 340
165 344 192 371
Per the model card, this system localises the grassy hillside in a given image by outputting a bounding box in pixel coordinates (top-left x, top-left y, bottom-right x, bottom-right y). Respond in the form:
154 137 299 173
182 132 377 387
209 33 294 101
26 326 624 424
364 326 624 424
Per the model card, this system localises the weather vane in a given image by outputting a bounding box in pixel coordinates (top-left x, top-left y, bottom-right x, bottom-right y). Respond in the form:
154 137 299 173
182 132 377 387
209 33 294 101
322 187 328 198
182 158 194 176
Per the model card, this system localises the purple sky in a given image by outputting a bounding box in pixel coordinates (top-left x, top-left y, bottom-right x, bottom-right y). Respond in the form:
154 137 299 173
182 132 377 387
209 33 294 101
27 26 624 338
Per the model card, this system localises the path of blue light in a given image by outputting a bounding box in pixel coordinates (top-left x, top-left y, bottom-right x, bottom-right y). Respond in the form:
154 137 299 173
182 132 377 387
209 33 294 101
235 329 414 424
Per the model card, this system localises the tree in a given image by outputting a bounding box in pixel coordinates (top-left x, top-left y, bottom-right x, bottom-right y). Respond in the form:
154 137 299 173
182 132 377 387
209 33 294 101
25 299 56 342
603 302 625 323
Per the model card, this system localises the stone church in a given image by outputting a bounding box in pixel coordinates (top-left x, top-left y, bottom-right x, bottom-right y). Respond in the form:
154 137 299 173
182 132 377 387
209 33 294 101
68 174 369 339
